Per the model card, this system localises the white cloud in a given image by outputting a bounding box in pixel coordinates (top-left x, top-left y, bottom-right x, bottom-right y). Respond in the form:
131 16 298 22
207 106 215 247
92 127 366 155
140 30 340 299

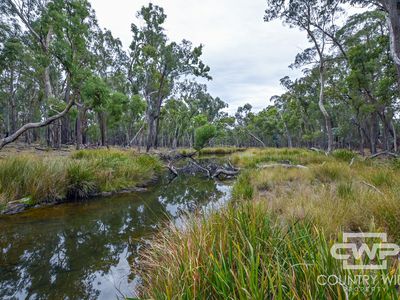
89 0 310 114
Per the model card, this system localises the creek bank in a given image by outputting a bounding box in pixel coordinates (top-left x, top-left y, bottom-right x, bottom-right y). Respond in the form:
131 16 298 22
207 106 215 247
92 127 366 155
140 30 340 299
0 149 163 215
1 175 159 215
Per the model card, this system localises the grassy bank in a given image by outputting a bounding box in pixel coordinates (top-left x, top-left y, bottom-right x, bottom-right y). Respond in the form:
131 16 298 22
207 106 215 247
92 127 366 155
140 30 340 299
139 148 400 299
178 146 247 156
199 146 247 155
0 149 162 207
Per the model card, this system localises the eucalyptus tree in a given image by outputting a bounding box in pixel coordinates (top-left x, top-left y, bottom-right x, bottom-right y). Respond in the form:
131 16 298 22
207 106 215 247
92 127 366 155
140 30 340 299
235 104 266 147
345 1 400 88
337 10 398 153
265 0 346 152
271 95 293 148
129 4 211 152
0 0 99 150
90 28 130 146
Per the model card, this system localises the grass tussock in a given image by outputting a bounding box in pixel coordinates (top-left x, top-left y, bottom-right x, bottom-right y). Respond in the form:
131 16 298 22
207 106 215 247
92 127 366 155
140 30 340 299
178 147 246 156
199 147 247 155
230 147 332 168
140 201 400 299
140 148 400 299
0 149 162 205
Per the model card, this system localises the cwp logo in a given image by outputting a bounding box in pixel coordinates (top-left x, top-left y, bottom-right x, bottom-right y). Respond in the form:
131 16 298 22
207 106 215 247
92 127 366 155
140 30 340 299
330 233 400 270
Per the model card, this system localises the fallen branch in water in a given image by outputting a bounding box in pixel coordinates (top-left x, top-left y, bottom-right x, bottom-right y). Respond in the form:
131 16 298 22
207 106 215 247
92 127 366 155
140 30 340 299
258 163 308 169
212 168 240 178
166 161 179 177
189 157 211 177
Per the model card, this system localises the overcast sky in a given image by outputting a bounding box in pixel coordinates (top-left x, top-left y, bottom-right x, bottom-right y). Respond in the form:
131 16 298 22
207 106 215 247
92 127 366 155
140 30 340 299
89 0 310 114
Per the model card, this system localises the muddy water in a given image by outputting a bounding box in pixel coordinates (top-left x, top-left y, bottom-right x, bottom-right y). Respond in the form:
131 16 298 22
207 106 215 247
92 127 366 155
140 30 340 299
0 175 232 299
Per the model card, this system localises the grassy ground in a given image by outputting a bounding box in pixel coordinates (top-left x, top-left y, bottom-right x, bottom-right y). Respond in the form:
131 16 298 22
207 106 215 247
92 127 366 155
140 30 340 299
199 146 247 155
0 148 163 207
139 148 400 299
178 146 247 156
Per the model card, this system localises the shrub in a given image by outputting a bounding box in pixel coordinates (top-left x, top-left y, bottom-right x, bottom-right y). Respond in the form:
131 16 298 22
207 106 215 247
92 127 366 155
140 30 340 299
194 124 217 151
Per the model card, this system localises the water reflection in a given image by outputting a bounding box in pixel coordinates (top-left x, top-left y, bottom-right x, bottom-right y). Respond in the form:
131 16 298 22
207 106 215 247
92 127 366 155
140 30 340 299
0 175 232 299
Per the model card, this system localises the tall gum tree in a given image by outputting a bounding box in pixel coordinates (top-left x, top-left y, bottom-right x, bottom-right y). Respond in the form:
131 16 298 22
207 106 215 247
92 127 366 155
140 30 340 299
0 0 96 150
129 4 211 152
264 0 345 153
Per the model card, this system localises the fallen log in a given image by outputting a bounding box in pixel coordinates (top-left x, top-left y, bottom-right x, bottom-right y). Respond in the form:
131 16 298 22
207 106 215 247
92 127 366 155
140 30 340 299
366 151 398 160
166 162 179 177
310 147 328 156
212 168 239 178
189 158 211 177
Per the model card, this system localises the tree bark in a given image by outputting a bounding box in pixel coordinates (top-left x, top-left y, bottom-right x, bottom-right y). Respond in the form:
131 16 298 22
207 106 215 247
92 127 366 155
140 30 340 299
392 120 398 152
369 112 378 154
146 114 156 152
76 103 84 150
318 64 333 153
9 69 17 134
98 111 107 146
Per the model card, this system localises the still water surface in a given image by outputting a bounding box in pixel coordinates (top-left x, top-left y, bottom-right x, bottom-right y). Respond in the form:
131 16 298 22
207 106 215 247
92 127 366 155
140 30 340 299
0 175 232 299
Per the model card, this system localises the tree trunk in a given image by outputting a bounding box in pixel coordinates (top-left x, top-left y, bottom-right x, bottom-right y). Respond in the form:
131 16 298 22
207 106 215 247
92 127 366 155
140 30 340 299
76 106 83 150
318 65 333 153
98 111 107 146
146 114 156 152
359 125 365 156
386 0 400 68
154 116 160 149
283 121 292 148
9 69 17 134
392 120 398 152
369 112 378 154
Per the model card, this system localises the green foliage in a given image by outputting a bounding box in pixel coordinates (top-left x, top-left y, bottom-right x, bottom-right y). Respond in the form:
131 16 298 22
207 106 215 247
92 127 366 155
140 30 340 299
81 76 110 109
194 124 217 151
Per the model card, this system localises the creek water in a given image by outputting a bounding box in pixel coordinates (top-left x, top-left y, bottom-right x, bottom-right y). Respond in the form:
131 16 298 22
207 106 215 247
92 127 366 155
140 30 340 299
0 170 232 299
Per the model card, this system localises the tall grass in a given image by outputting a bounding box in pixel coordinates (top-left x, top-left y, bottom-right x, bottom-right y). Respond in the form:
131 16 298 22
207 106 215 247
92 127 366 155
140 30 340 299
0 149 162 205
140 201 399 299
178 147 247 156
230 147 331 168
139 148 400 299
199 147 247 155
